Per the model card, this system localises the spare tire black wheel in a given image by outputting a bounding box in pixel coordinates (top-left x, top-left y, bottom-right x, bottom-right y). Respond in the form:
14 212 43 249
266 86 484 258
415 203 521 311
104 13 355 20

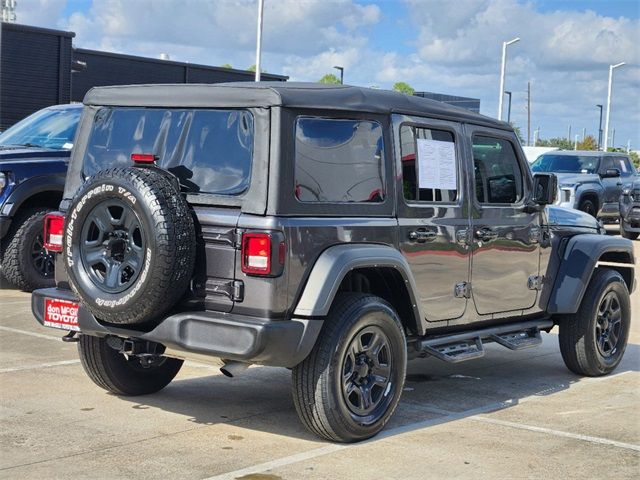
64 167 196 326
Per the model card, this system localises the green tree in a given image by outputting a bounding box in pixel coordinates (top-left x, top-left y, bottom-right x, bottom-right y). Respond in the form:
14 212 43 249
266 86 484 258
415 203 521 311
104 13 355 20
318 73 341 84
393 82 415 95
510 123 525 144
536 137 574 150
577 135 598 151
247 64 267 73
220 63 233 69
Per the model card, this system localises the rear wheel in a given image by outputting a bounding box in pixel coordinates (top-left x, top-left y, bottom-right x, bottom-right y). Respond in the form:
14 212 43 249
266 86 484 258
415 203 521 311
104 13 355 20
1 208 56 291
578 199 597 217
292 293 407 442
78 335 183 395
558 268 630 376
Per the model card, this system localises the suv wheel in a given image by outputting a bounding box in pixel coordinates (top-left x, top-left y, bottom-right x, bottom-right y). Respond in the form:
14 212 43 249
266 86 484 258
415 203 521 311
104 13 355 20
292 293 407 442
1 208 56 291
558 268 630 376
620 221 639 240
578 199 597 217
65 167 196 326
78 335 183 395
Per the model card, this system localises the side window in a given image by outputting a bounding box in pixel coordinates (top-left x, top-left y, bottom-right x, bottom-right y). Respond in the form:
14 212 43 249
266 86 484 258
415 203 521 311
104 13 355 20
615 157 633 176
400 125 458 202
472 135 523 204
294 117 385 203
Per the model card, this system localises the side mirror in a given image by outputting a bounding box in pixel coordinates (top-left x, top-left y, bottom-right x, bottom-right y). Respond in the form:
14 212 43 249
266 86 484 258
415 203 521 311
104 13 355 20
601 168 621 178
533 173 557 205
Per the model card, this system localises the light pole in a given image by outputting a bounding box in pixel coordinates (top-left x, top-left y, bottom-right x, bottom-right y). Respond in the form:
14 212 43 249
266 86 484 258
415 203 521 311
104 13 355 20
504 90 512 123
254 0 265 82
603 62 625 151
574 134 579 151
596 104 603 149
333 65 344 84
498 37 520 120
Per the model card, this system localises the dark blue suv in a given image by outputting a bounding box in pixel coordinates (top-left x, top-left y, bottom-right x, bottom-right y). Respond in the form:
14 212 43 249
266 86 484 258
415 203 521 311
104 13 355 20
0 104 82 290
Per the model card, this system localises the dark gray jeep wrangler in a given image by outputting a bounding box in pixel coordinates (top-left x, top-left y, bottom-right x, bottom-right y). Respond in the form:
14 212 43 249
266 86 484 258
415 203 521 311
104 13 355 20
32 83 635 443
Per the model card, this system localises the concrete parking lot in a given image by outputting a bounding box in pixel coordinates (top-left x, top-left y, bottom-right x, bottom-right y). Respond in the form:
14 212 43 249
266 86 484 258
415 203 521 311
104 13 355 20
1 233 639 479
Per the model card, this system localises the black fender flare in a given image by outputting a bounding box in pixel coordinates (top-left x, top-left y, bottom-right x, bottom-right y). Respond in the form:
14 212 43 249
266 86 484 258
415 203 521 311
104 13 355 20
4 175 65 217
547 234 635 314
293 243 424 332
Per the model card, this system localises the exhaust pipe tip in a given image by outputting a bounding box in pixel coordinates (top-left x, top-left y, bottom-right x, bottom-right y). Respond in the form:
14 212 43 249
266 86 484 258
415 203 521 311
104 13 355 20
220 361 249 378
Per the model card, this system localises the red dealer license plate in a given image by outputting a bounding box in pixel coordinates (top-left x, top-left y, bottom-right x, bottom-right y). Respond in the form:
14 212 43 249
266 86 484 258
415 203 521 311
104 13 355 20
44 298 80 331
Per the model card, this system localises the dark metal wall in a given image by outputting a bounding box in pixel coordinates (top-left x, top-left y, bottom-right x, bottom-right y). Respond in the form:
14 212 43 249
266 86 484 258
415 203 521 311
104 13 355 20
71 49 287 103
1 22 287 131
0 23 74 130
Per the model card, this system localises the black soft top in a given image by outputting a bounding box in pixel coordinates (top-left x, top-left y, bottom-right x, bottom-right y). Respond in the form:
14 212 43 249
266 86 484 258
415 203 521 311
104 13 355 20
83 82 509 130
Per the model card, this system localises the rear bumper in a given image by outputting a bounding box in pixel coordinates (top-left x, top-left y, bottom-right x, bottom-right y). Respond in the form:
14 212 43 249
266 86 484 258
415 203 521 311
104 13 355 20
32 288 323 368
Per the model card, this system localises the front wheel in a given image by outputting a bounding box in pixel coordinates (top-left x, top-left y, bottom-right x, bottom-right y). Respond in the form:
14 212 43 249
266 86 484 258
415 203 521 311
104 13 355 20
620 220 639 240
558 268 631 377
578 199 597 217
78 335 183 395
292 293 407 442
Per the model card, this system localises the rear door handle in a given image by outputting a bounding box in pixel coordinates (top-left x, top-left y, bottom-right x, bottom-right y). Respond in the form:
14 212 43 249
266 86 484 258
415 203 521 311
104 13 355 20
474 227 498 242
408 229 437 243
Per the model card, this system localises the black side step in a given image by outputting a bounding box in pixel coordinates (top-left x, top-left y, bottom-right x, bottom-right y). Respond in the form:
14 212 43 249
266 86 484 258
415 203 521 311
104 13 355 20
489 330 542 350
417 319 553 363
421 337 485 363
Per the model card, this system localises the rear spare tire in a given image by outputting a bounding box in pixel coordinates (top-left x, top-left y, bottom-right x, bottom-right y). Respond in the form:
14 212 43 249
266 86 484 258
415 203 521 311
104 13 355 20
64 167 195 326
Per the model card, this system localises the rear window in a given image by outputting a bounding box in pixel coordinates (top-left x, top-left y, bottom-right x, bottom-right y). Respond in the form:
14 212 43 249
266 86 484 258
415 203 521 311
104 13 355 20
294 117 385 203
84 108 254 195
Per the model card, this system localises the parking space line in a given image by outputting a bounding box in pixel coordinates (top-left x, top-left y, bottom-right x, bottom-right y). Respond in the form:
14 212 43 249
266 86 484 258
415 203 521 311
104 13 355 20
0 359 81 373
0 325 63 342
205 370 638 480
471 416 640 452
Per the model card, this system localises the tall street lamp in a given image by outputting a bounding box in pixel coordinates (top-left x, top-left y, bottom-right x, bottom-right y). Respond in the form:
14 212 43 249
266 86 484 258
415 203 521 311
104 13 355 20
497 37 520 120
333 65 344 84
603 62 625 151
254 0 265 82
504 90 512 123
596 104 603 149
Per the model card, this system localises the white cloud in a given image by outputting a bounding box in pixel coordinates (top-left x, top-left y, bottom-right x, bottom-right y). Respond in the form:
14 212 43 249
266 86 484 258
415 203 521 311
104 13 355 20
15 0 67 28
11 0 640 146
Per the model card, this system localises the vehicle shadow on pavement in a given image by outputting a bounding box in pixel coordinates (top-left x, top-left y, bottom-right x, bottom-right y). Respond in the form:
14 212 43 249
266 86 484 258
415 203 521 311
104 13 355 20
114 337 639 443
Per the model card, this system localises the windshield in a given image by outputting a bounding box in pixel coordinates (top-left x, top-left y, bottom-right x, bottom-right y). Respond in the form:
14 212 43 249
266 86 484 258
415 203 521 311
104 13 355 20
0 107 81 150
531 154 599 174
84 107 254 195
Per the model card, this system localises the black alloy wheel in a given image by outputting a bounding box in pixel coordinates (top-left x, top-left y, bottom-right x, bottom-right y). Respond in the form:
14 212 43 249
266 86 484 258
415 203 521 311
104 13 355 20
31 233 55 280
594 291 623 358
341 326 393 418
80 199 146 294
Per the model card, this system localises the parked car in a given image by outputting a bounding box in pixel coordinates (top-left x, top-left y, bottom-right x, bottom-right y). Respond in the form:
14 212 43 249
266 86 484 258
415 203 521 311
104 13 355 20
530 150 637 219
619 175 640 240
32 83 634 442
0 104 82 290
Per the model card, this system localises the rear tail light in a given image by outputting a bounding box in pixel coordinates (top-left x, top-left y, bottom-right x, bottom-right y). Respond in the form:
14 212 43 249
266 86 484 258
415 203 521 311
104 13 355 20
44 213 65 252
131 153 157 164
241 233 272 275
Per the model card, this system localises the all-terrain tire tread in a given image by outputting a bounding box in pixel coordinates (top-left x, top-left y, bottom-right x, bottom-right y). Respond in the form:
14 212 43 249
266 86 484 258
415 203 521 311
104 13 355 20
0 208 54 291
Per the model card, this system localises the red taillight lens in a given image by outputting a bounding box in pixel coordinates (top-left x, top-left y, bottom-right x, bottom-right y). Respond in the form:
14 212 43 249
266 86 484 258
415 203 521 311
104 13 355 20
44 213 65 252
241 233 272 275
131 153 157 163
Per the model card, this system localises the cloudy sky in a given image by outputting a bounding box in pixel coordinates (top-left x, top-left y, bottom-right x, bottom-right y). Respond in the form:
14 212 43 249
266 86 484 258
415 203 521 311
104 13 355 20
16 0 640 148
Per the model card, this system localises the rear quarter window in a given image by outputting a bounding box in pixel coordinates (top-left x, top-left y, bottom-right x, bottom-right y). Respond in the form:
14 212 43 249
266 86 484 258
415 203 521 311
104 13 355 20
84 108 254 195
294 117 385 203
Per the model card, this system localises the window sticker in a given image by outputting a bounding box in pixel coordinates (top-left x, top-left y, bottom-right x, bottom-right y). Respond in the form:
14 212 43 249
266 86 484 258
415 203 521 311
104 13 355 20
417 138 457 191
